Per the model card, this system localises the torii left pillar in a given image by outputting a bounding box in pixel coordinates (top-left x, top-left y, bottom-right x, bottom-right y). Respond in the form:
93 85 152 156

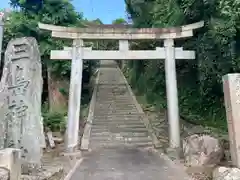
164 39 180 151
65 39 83 152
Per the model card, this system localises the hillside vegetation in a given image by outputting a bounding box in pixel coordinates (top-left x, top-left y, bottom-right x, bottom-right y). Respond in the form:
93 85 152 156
123 0 240 130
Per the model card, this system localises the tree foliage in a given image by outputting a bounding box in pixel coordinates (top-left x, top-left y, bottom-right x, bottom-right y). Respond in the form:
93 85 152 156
2 0 100 128
1 0 100 112
124 0 240 129
5 0 86 78
112 18 127 25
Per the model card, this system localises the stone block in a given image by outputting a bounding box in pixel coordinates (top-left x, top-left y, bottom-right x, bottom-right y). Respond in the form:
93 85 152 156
183 134 223 167
21 166 64 180
213 166 240 180
0 148 21 180
0 167 9 180
223 74 240 168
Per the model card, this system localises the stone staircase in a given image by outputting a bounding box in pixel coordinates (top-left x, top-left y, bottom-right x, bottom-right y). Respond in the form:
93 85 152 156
89 60 153 149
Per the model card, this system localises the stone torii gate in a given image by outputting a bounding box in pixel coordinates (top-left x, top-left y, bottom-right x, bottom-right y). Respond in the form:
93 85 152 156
38 21 204 153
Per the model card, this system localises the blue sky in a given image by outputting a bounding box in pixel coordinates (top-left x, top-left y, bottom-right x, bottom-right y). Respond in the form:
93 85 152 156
0 0 126 24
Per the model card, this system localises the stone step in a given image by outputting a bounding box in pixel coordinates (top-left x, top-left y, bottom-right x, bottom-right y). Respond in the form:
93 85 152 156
90 134 152 141
91 126 149 133
94 111 140 115
97 90 127 92
99 85 127 87
92 117 143 121
95 96 132 99
96 103 137 107
92 116 142 120
95 102 134 105
97 91 128 93
95 103 136 106
94 113 139 116
95 102 135 105
96 96 131 98
89 141 153 149
97 94 129 96
90 131 149 138
93 116 142 121
92 123 146 128
95 107 137 111
91 123 146 128
94 107 138 111
94 114 140 118
90 136 152 143
95 104 136 106
91 127 149 134
94 114 142 117
96 99 132 101
97 88 128 90
96 104 135 106
98 82 126 84
97 96 130 97
96 93 129 95
92 122 145 126
97 89 128 91
95 111 139 115
96 95 130 97
94 108 137 111
95 101 133 104
96 99 133 102
96 90 128 92
92 119 144 123
97 93 128 94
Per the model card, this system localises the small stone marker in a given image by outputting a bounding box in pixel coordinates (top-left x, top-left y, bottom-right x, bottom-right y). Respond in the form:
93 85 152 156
222 73 240 168
0 37 43 170
40 116 46 148
0 90 7 149
0 168 9 180
0 148 21 180
46 131 55 148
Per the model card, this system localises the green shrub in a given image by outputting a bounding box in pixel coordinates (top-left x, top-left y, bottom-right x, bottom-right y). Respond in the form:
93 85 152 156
42 111 67 132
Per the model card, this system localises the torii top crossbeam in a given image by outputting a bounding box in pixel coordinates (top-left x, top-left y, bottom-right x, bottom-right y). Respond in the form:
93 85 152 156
38 21 204 40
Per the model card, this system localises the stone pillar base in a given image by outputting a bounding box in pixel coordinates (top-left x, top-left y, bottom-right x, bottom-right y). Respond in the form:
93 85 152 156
21 162 41 175
165 147 182 160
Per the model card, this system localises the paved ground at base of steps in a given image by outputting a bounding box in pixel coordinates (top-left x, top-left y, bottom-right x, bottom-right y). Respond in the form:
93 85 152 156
69 147 190 180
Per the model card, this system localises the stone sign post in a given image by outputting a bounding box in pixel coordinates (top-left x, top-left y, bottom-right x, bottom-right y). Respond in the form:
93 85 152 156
0 37 43 170
222 73 240 167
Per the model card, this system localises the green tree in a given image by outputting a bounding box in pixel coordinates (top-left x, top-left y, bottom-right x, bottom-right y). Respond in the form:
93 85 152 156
4 0 94 112
112 18 127 24
124 0 240 130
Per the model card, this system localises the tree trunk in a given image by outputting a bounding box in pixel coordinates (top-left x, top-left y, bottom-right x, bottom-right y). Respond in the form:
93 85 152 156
47 68 68 112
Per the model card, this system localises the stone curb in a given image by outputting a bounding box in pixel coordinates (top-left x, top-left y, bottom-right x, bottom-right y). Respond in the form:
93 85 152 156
64 158 83 180
158 151 191 180
80 68 100 150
